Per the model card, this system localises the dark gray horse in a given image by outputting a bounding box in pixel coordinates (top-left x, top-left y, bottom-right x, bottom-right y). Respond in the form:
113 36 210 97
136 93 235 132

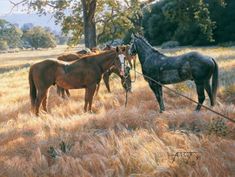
129 34 219 112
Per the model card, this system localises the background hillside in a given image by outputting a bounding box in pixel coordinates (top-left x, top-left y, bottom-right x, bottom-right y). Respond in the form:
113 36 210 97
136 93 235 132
0 13 61 33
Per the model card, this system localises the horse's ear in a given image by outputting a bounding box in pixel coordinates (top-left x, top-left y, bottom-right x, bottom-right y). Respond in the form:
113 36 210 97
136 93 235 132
116 46 119 52
131 33 135 39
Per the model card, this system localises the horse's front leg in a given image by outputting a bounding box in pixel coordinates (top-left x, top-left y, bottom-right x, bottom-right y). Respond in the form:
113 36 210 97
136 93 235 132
65 89 70 97
155 85 165 113
103 72 111 92
149 82 165 113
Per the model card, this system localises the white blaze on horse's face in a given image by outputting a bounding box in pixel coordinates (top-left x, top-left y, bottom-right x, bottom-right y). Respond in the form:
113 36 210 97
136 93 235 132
118 54 125 76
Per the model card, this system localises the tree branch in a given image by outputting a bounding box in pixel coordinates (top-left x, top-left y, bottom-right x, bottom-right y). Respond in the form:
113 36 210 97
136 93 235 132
9 0 28 14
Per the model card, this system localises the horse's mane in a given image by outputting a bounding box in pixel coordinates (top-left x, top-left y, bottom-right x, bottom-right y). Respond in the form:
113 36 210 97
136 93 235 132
137 35 164 56
79 49 115 59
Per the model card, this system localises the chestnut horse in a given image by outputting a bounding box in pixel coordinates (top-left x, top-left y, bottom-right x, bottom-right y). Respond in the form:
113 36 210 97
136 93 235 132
57 65 132 98
29 47 124 116
56 47 132 98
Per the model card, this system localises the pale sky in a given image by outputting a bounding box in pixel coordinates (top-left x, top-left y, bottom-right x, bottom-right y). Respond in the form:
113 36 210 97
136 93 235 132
0 0 157 15
0 0 27 15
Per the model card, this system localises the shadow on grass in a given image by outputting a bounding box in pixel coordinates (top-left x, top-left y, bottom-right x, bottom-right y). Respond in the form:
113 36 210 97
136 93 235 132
0 63 30 74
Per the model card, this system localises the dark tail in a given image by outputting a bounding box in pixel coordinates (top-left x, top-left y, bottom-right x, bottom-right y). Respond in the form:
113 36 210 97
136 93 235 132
211 58 219 105
29 67 37 109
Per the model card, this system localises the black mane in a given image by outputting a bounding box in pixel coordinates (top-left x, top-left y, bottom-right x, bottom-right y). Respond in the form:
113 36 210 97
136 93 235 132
137 35 163 56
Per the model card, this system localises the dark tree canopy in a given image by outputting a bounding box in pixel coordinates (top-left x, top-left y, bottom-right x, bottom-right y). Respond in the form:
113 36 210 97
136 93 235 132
208 0 235 44
142 0 215 45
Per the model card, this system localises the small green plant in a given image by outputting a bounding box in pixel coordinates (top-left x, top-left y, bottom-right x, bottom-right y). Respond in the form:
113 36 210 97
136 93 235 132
174 83 191 93
207 118 228 136
222 84 235 97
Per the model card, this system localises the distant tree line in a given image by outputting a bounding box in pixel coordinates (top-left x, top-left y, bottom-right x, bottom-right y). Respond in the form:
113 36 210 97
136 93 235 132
4 0 235 49
0 20 67 50
11 0 147 48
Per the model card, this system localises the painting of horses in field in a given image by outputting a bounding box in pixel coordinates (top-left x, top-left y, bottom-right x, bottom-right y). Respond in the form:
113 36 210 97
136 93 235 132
0 0 235 176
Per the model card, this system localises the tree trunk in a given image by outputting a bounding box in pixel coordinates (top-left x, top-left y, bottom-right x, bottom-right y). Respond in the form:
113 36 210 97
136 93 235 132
82 0 97 48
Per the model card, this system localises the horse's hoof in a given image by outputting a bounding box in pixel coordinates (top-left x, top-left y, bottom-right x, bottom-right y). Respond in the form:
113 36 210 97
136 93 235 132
86 110 94 114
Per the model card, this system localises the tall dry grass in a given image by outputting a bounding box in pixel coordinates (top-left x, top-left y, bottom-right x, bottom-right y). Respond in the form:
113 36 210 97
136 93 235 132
0 46 234 177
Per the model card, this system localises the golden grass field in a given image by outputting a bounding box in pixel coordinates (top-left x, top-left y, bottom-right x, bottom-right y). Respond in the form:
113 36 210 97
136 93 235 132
0 46 234 177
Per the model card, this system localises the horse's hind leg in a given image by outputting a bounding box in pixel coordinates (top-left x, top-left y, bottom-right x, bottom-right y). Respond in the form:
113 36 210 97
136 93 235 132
65 89 70 97
88 85 97 112
35 89 48 116
42 89 49 112
84 88 89 112
195 82 205 111
84 85 96 112
204 80 214 106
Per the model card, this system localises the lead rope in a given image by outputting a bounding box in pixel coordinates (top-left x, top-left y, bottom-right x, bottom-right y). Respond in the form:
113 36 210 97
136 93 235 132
124 59 128 107
124 57 137 107
131 57 137 83
125 69 235 123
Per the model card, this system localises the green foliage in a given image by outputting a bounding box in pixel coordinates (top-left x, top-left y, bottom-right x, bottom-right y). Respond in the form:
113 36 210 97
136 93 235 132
19 0 142 46
56 35 69 45
22 27 57 49
0 40 8 50
208 0 235 44
207 119 228 136
142 0 215 45
21 23 34 32
0 19 23 49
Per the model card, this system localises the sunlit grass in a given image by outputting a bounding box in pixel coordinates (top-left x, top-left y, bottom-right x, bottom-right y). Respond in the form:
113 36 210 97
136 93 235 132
0 46 234 177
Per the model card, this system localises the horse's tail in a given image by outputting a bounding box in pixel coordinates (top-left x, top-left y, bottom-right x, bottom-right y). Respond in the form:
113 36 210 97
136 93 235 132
211 58 219 106
29 67 37 109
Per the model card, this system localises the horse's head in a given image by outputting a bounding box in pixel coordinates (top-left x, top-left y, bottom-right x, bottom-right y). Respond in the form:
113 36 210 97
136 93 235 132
114 46 127 77
129 33 138 56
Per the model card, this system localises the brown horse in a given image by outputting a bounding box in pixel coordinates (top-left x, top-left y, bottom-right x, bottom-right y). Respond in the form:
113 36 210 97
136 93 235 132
56 47 132 98
29 47 125 116
57 65 132 98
